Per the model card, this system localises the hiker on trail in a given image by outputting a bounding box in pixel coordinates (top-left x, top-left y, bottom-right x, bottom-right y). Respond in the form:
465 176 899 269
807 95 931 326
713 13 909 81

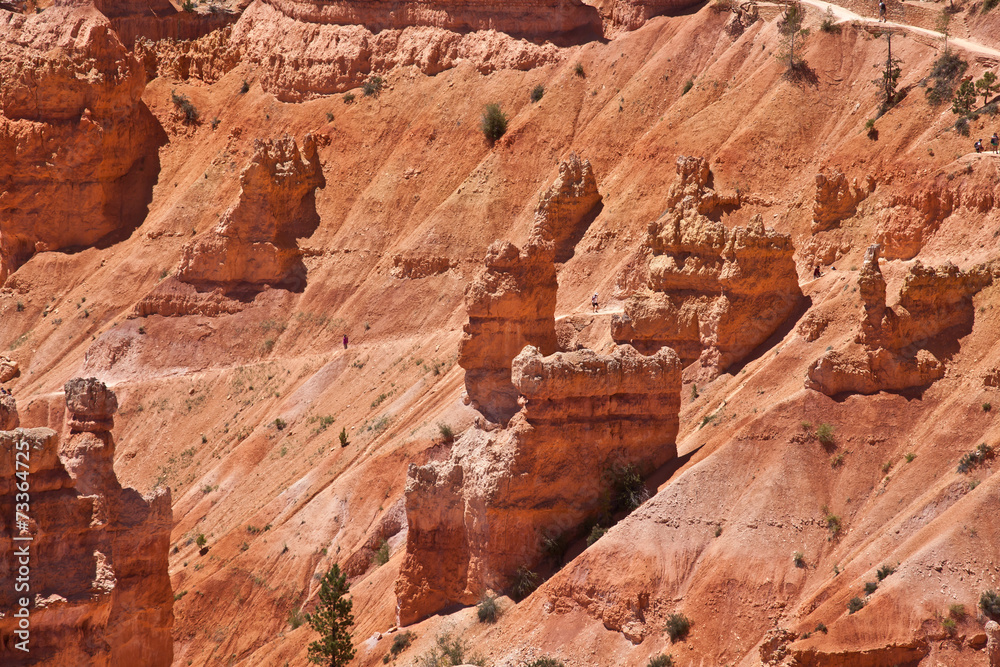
992 133 999 153
592 293 599 313
975 138 984 153
878 0 886 21
343 334 348 350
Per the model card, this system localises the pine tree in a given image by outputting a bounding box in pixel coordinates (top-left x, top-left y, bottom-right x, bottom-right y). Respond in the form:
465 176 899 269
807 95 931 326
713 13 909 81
976 71 998 106
778 3 806 71
306 565 355 667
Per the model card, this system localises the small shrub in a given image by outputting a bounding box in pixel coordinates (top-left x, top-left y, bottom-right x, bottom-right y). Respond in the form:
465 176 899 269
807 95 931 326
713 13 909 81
682 78 694 95
196 534 207 547
606 463 649 514
815 622 828 634
174 590 187 600
510 565 540 601
181 0 194 11
830 451 846 468
438 423 454 443
647 656 674 667
525 659 564 667
942 616 957 634
343 92 356 104
477 595 499 624
864 581 878 595
240 541 249 551
665 613 692 642
362 75 384 97
793 551 805 567
983 402 992 412
820 6 840 33
530 84 545 102
15 301 24 312
847 596 865 614
388 630 414 657
865 118 876 131
326 111 334 122
691 384 699 400
824 511 842 538
587 524 607 546
876 563 896 581
714 524 723 537
210 117 220 130
240 79 249 94
881 461 892 474
980 590 1000 619
288 607 304 629
339 427 349 447
574 62 585 77
170 90 199 123
985 0 999 12
905 452 916 463
815 423 835 446
373 539 389 566
481 103 508 145
958 443 994 473
954 116 970 137
949 603 966 619
274 417 286 430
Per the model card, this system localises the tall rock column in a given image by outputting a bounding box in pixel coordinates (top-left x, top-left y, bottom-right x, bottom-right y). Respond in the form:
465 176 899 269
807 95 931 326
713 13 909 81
0 378 172 666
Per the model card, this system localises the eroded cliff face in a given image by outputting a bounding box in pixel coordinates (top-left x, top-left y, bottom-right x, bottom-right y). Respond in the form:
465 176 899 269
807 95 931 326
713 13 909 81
0 2 162 282
397 343 681 625
612 156 801 377
806 244 993 396
0 378 172 666
175 134 324 287
231 0 582 101
812 170 873 233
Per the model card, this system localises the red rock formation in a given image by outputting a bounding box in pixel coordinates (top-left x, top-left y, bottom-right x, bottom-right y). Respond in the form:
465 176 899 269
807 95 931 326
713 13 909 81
0 379 172 666
812 170 873 232
806 244 992 395
176 135 324 286
458 154 602 421
531 153 602 262
597 0 707 33
230 0 572 101
0 2 162 282
613 157 801 376
987 620 1000 667
0 395 18 430
134 26 240 83
397 343 681 625
0 355 19 383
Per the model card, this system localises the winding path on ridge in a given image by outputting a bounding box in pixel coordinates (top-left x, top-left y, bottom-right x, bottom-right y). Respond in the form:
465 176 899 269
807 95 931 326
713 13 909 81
796 0 1000 60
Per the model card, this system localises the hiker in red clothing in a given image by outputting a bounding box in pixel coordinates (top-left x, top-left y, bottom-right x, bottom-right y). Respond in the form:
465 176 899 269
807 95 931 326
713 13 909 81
343 334 348 349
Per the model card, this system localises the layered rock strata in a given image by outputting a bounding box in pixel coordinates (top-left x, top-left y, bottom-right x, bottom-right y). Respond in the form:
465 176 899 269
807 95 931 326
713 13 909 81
598 0 708 33
176 135 324 286
806 244 992 395
397 344 681 625
612 156 801 376
0 3 162 282
231 0 571 101
458 155 599 421
0 379 172 665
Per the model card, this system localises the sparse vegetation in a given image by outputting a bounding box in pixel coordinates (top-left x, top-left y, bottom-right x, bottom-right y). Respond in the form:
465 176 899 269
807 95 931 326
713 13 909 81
587 524 607 546
949 603 966 619
926 51 967 104
240 79 249 94
477 595 500 624
524 659 563 667
793 551 805 567
823 508 842 538
646 656 674 667
876 563 896 581
373 539 390 566
274 417 287 430
510 565 540 601
690 384 699 400
574 62 585 77
339 427 349 447
864 581 878 595
416 632 484 667
530 84 545 102
438 423 454 443
343 92 355 104
665 613 692 642
481 103 508 145
983 402 992 412
847 596 865 614
953 80 976 116
383 631 414 663
980 590 1000 619
815 423 835 446
326 111 335 122
288 607 305 629
871 30 904 113
976 71 998 106
682 78 694 95
830 451 847 468
777 2 807 72
362 75 384 97
815 622 828 634
957 443 993 473
820 6 840 33
606 463 649 515
171 90 199 124
196 534 207 548
905 452 916 463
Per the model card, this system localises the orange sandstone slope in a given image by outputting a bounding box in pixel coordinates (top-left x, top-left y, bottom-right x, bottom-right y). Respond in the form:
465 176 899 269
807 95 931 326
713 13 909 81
2 0 1000 665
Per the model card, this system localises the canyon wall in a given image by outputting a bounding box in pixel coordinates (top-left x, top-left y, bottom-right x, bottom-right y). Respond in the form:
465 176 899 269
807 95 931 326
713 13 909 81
612 156 802 377
397 343 681 625
0 379 172 665
806 244 993 395
0 2 162 282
